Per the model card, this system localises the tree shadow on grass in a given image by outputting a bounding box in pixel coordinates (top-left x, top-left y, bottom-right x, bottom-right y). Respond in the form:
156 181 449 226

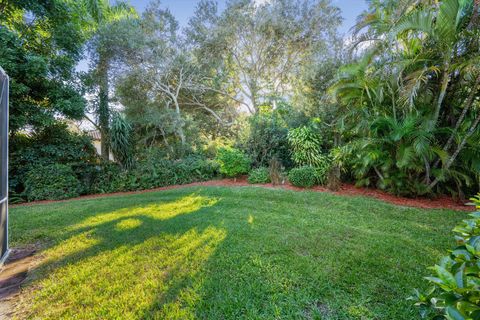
17 193 236 319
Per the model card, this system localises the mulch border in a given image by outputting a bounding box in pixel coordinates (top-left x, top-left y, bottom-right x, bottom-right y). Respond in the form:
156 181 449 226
11 178 475 212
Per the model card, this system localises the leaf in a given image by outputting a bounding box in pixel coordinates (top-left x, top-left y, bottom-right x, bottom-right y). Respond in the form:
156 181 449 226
445 306 466 320
437 0 460 44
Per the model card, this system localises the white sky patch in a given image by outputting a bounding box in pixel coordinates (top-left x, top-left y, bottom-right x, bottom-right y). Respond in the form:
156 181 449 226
253 0 270 5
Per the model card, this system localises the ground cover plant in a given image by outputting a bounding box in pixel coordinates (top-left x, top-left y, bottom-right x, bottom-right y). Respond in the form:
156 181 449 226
10 187 464 319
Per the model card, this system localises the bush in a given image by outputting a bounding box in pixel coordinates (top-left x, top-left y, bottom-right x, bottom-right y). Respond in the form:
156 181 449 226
24 164 82 201
9 123 97 199
215 148 251 178
248 167 271 184
288 166 317 188
411 194 480 319
313 156 332 186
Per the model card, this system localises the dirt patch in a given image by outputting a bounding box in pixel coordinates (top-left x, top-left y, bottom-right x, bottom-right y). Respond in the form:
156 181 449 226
0 245 41 319
12 178 475 212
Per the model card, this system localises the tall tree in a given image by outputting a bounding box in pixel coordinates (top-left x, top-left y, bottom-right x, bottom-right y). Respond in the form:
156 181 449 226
83 0 137 160
187 0 342 113
0 0 87 134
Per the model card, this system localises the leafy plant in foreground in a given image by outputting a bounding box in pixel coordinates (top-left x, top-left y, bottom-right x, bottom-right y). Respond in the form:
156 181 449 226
412 194 480 319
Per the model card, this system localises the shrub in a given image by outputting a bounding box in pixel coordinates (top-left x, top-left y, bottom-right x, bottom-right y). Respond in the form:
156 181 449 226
91 154 219 194
288 166 317 188
9 123 97 199
313 156 332 186
248 167 271 184
411 194 480 319
24 164 82 201
215 148 251 178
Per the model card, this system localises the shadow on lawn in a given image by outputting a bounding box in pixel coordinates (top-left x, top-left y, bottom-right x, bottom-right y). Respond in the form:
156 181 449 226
18 193 266 319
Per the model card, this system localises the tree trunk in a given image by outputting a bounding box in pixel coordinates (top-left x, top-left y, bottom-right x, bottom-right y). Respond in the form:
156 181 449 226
172 99 186 145
440 74 480 153
98 56 110 161
432 65 450 126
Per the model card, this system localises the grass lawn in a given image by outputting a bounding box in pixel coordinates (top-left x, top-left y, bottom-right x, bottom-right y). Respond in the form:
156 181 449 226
9 186 464 319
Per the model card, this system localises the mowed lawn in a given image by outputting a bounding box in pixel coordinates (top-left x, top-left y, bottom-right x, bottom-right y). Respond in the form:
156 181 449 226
9 187 464 319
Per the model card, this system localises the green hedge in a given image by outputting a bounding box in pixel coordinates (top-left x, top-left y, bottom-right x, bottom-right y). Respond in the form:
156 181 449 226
215 148 251 178
24 164 82 201
92 155 219 194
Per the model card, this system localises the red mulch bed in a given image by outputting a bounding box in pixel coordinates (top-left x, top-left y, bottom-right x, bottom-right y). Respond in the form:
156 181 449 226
12 178 475 212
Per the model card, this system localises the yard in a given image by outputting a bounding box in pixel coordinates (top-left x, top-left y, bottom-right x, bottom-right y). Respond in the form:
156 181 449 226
9 186 463 319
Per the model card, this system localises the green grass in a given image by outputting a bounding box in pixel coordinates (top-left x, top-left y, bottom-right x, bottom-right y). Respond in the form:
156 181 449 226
10 186 464 319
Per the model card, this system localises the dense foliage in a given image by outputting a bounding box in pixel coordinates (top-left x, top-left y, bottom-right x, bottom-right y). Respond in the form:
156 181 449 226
3 0 479 201
24 164 82 201
9 123 97 199
288 126 324 167
0 0 87 134
92 153 218 193
329 0 480 197
412 194 480 319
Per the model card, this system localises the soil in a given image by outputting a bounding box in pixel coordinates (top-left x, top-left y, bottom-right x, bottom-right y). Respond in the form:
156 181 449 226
12 177 475 212
0 245 41 319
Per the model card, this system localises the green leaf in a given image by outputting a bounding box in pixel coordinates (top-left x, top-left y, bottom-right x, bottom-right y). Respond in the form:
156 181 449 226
445 306 466 320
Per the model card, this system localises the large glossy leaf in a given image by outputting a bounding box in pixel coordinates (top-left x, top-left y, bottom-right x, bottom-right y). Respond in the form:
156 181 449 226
446 306 466 320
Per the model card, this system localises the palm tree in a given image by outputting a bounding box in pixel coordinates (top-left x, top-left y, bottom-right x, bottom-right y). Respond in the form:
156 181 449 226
331 0 480 196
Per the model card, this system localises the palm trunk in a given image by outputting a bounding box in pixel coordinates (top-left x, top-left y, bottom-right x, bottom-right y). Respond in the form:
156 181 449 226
432 65 450 126
442 75 480 151
429 113 480 189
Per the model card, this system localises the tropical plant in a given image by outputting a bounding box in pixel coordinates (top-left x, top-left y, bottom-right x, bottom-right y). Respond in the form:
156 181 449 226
329 0 480 197
110 112 134 169
287 126 325 167
411 194 480 319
